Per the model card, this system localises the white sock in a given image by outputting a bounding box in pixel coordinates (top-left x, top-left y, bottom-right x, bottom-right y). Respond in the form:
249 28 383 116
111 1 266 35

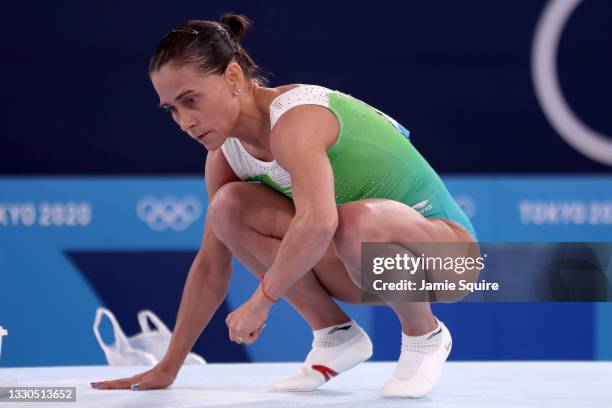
402 318 443 354
381 317 452 399
272 320 373 391
312 321 359 347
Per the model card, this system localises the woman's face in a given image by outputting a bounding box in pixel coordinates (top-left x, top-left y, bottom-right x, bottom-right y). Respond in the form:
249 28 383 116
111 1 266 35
151 63 241 151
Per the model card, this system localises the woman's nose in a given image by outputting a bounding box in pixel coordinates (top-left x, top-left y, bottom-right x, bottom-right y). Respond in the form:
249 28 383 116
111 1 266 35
179 116 196 133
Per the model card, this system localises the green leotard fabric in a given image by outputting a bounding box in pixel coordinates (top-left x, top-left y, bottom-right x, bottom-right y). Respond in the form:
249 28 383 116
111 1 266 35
256 90 477 240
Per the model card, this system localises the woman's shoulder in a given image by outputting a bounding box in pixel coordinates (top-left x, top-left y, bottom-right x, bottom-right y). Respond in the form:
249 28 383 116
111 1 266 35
265 84 335 128
274 83 304 94
266 83 336 104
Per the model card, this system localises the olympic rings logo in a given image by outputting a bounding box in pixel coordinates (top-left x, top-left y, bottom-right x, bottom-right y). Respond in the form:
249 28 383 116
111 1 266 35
137 196 202 231
532 0 612 166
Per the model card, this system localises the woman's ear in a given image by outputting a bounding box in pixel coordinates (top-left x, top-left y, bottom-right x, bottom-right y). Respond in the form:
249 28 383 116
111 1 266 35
225 62 245 91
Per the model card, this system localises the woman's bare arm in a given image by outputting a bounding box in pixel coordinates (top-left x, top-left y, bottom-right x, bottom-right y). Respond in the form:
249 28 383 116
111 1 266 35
93 150 240 390
259 104 340 300
159 149 240 371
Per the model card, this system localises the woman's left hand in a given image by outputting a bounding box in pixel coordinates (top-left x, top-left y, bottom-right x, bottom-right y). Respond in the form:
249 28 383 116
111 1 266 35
226 285 274 345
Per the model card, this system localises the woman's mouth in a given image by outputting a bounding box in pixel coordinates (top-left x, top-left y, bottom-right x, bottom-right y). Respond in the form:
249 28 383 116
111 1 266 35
196 131 211 142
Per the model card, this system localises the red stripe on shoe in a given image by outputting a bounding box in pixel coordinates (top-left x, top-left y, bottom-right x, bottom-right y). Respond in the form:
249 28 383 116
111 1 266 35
311 365 338 382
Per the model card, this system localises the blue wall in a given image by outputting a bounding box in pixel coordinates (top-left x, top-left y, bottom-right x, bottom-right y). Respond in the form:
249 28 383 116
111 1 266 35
2 1 611 174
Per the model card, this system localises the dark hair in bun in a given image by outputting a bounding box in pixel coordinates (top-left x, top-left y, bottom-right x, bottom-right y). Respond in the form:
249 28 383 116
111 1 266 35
149 13 266 85
219 13 251 40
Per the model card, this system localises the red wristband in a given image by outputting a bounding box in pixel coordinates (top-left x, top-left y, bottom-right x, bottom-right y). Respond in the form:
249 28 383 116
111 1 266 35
260 275 279 303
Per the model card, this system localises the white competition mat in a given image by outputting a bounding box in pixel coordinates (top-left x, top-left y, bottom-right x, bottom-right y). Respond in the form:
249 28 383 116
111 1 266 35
1 361 611 407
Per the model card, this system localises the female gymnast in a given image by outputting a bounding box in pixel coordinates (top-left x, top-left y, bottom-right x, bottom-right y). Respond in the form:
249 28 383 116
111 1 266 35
91 13 478 398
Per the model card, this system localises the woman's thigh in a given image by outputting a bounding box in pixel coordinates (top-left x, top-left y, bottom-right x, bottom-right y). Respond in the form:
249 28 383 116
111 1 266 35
333 198 476 256
333 198 481 302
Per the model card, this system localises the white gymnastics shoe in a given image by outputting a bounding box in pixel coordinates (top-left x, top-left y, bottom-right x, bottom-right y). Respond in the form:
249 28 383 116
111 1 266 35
272 321 373 391
380 317 452 398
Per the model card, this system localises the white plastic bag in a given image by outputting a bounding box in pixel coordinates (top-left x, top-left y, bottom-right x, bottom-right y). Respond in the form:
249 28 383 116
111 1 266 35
93 308 157 366
93 308 206 366
130 310 206 365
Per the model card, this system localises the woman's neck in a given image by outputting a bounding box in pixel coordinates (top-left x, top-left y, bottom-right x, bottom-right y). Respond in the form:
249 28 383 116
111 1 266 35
230 84 272 152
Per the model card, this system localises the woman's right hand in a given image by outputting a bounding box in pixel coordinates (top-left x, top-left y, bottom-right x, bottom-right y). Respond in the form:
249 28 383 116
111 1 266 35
90 362 178 391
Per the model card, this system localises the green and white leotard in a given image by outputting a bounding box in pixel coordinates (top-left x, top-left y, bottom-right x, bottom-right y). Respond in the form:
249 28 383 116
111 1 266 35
220 85 477 240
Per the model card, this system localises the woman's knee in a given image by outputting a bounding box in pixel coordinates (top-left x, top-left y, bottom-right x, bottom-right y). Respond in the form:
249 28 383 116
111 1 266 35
208 182 251 238
332 202 379 270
